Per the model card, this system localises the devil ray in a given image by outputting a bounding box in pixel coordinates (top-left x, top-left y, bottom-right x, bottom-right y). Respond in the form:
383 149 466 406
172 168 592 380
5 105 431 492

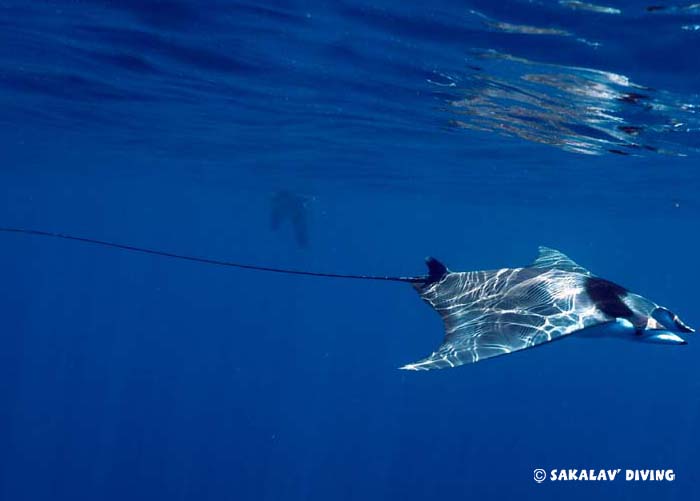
0 228 693 371
402 247 693 370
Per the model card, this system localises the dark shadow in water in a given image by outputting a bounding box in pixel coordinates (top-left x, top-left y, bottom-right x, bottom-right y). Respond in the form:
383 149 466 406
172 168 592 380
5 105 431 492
270 191 311 249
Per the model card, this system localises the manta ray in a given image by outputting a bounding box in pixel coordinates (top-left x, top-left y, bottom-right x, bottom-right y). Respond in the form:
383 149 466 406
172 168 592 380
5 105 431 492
402 247 694 370
0 228 693 371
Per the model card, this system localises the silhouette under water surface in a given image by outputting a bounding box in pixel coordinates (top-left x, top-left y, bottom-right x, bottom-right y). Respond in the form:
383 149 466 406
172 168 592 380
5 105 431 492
270 191 311 248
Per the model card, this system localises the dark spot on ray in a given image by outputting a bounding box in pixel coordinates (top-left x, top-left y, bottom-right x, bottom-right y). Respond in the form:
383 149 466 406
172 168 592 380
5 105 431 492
585 277 634 318
646 5 667 12
608 149 630 155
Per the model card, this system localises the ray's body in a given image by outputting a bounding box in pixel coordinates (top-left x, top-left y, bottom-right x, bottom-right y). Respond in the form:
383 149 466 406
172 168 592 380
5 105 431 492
403 248 693 370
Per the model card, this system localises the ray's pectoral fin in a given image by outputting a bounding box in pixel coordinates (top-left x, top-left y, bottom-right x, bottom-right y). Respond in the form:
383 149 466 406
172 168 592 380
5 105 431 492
531 246 595 276
400 321 563 371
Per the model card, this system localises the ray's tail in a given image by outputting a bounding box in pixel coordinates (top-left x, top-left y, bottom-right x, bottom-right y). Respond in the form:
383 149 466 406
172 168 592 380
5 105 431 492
0 227 425 284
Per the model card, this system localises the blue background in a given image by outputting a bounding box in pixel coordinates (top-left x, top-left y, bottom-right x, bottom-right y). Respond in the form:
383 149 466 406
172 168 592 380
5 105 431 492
0 1 698 500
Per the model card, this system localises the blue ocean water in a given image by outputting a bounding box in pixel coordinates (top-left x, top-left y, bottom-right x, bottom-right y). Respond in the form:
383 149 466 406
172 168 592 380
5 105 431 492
0 1 699 500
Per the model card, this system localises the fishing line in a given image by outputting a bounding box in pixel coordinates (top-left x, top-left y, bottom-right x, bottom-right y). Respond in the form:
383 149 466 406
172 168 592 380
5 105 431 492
0 227 425 284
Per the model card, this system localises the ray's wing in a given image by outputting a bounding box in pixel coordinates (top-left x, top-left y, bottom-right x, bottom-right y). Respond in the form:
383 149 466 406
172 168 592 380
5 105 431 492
531 246 594 276
402 266 607 370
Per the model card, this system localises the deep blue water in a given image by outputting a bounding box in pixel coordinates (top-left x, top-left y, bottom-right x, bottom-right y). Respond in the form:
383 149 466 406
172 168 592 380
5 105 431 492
1 1 699 500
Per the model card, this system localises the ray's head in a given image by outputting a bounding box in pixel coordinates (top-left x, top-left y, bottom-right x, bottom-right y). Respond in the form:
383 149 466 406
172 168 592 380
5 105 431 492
647 306 694 334
629 301 693 345
587 278 694 345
